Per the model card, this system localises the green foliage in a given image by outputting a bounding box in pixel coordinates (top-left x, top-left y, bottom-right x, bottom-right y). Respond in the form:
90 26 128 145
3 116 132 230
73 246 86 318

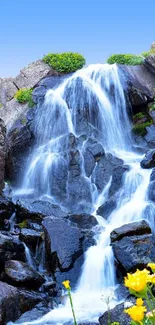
107 54 144 65
111 323 120 325
141 51 152 58
43 52 86 73
17 220 28 228
149 97 155 111
133 112 146 120
132 121 152 136
14 88 34 107
0 103 3 108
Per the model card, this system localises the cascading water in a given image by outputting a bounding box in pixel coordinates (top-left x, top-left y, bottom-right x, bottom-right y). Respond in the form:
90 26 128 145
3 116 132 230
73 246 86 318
9 64 155 325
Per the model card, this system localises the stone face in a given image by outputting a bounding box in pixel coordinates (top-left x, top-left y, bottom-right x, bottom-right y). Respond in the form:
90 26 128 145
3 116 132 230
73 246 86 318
18 291 47 315
15 302 49 324
0 119 6 194
0 98 28 128
110 220 151 243
112 232 155 272
19 228 42 248
148 180 155 202
0 78 18 105
42 217 83 271
144 125 155 148
144 54 155 75
67 213 98 230
97 198 117 219
140 149 155 168
0 281 20 324
3 260 44 289
0 233 25 269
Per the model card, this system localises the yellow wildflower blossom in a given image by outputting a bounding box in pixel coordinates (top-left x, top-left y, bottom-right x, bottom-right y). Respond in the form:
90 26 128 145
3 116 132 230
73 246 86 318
147 263 155 272
136 298 144 306
124 269 150 293
62 280 71 290
124 304 146 322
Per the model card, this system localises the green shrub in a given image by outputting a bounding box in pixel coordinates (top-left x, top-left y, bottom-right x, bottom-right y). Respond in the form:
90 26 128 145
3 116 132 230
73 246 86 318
107 54 144 65
14 88 34 107
133 112 146 120
132 121 152 136
43 52 86 73
141 51 152 58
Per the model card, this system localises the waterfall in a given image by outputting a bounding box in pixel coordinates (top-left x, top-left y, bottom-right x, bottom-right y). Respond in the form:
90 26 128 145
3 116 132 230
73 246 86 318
8 64 154 325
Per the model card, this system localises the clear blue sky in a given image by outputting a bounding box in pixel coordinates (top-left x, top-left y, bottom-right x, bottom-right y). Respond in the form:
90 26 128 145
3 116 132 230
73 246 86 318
0 0 155 77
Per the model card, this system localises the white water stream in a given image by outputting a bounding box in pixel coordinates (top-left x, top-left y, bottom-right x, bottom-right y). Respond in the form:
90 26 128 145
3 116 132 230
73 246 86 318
8 64 154 324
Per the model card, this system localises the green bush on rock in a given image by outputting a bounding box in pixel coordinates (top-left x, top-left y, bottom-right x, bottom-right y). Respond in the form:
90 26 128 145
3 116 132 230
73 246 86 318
132 121 152 136
107 54 144 65
14 88 34 107
43 52 86 73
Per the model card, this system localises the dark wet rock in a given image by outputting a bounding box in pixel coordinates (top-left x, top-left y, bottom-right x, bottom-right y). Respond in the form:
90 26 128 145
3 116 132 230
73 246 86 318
16 200 67 223
18 289 47 314
149 109 155 124
27 221 43 232
6 111 35 185
109 165 129 197
15 302 50 324
97 198 117 219
148 180 155 201
3 260 45 289
0 281 20 324
0 119 6 194
144 125 155 148
110 220 151 243
0 196 15 228
144 54 155 75
32 86 47 104
140 149 155 168
0 233 25 270
43 217 83 271
83 138 104 177
67 213 98 230
112 232 155 273
19 228 43 248
150 168 155 181
93 153 124 192
99 302 130 325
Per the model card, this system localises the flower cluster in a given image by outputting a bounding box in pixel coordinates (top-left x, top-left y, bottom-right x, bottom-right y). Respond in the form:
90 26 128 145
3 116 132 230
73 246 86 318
124 263 155 325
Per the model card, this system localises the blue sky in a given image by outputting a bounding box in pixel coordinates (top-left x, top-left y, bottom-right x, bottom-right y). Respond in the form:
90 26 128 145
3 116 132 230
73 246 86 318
0 0 155 77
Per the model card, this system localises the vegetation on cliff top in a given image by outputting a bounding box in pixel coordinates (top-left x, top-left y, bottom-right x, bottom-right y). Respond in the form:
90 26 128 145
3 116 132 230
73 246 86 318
107 45 155 65
14 88 34 107
43 52 86 73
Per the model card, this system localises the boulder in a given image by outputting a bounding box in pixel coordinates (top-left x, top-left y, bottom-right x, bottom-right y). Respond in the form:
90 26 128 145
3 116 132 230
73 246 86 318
15 302 50 324
83 138 104 177
144 125 155 148
97 198 117 219
0 233 25 269
19 228 43 248
140 149 155 168
109 165 129 197
0 99 29 129
3 260 44 289
0 78 18 104
110 220 151 243
18 291 48 314
150 168 155 181
144 54 155 75
42 217 83 271
67 213 98 230
112 228 155 272
0 119 6 194
16 200 67 223
99 302 130 325
148 180 155 202
0 196 15 228
0 281 20 324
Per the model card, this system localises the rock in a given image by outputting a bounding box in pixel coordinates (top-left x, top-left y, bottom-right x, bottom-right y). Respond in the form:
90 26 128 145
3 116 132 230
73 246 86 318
97 198 117 219
18 289 47 314
0 233 25 269
83 138 104 177
0 98 29 129
149 109 155 124
0 119 6 194
16 200 67 223
14 60 52 89
99 302 130 325
144 55 155 75
15 302 50 324
3 260 44 289
19 228 42 248
110 220 151 243
140 149 155 168
0 196 15 228
67 213 98 229
93 153 124 192
112 232 155 273
150 168 155 181
0 78 18 105
0 281 20 324
148 180 155 201
6 110 35 184
109 165 129 197
144 125 155 148
42 217 83 271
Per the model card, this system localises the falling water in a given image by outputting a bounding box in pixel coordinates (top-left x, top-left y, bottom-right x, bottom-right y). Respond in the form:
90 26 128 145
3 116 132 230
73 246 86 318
23 243 36 269
8 64 155 325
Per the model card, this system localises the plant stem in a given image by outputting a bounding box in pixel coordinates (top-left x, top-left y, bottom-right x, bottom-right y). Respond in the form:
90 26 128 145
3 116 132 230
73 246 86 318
68 289 77 325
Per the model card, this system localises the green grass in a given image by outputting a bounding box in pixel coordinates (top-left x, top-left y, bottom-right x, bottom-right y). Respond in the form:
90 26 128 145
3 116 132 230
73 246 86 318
107 54 144 65
14 88 34 107
43 52 86 73
132 121 152 136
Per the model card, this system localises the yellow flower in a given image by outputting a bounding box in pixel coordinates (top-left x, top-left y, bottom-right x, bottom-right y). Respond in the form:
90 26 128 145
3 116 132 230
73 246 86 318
136 298 144 306
124 269 150 293
148 263 155 272
124 304 146 322
62 280 71 290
